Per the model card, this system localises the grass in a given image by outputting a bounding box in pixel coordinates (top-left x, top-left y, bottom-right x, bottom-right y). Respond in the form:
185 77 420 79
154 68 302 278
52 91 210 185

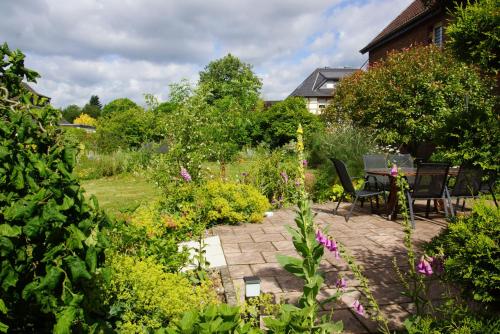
81 174 159 216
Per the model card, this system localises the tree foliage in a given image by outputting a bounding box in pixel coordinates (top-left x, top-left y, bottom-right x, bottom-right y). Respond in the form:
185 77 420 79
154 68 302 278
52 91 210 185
0 52 109 332
89 95 102 110
323 46 498 170
73 113 97 127
101 98 139 117
0 43 40 100
254 97 323 148
61 104 82 123
447 0 500 74
199 54 262 112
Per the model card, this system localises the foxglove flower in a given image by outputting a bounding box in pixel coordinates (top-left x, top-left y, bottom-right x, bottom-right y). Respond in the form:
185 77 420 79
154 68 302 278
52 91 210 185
352 300 365 316
315 230 327 244
180 167 192 182
335 277 347 290
390 164 398 177
302 159 308 167
416 257 433 276
280 171 289 183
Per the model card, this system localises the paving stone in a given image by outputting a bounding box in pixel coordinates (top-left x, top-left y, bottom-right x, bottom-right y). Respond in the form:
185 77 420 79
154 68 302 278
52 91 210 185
225 252 265 265
251 233 286 242
261 250 298 263
366 283 411 305
228 265 253 279
272 240 294 250
319 309 369 334
223 243 241 253
325 270 360 288
251 263 286 277
219 233 253 244
274 291 302 305
260 276 283 294
275 274 304 292
239 241 276 252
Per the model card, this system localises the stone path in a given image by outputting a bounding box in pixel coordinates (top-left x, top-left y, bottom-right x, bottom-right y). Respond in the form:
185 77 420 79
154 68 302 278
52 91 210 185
210 202 449 334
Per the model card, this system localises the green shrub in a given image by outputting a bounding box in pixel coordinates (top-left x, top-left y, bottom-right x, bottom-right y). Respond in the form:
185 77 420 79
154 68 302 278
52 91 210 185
101 254 218 333
308 125 377 202
0 49 109 332
75 149 153 180
198 180 270 225
246 148 301 207
426 200 500 305
252 97 323 148
323 46 498 171
404 311 500 334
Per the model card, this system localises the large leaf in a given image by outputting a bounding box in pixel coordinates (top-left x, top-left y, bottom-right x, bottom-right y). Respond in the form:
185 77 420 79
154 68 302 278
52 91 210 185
0 224 21 237
53 306 77 334
64 256 91 281
276 254 305 279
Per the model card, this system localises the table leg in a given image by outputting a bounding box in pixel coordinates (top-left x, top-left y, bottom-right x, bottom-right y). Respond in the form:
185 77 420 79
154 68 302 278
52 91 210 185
386 176 398 220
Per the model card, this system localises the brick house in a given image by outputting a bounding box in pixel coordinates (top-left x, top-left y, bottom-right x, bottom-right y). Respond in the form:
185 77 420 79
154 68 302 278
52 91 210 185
289 67 357 114
360 0 450 66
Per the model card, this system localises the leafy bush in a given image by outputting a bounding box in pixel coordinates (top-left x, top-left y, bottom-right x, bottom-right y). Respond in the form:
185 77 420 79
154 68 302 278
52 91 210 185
323 46 498 171
73 113 97 126
199 180 270 225
426 200 500 305
101 98 140 117
447 0 500 75
101 254 218 333
308 125 377 202
253 97 323 148
0 53 108 331
245 148 301 207
95 107 153 152
75 149 153 180
166 304 262 334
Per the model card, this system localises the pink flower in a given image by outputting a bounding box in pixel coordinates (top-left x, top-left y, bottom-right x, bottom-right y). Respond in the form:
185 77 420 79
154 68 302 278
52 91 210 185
352 300 365 316
390 164 398 177
416 257 433 276
335 277 347 290
180 167 192 182
302 159 308 167
315 230 327 244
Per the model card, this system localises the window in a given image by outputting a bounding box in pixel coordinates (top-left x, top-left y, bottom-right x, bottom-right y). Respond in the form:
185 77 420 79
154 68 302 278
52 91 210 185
320 81 336 89
433 24 443 47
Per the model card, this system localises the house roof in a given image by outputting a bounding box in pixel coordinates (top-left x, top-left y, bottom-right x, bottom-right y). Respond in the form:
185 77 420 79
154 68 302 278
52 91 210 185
360 0 436 54
22 82 50 100
290 67 357 98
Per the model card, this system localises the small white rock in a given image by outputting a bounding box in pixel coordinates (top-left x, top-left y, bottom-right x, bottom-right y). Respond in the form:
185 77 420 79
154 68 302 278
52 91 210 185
264 211 274 217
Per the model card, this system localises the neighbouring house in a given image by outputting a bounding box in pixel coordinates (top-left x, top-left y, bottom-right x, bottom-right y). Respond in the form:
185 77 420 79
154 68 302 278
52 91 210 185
22 82 51 103
360 0 450 66
290 67 357 114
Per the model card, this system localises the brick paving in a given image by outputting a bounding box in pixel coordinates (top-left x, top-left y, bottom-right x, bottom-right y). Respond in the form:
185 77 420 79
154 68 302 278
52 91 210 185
210 202 449 333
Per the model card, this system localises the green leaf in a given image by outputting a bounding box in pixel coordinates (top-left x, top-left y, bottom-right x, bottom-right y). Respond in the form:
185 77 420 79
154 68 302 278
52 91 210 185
0 299 7 314
23 216 44 238
53 306 77 334
65 256 91 281
0 224 21 237
85 247 97 273
66 225 86 250
0 322 8 333
276 254 305 279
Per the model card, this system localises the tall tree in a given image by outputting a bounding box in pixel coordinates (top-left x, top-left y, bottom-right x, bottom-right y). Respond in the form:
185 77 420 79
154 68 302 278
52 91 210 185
446 0 500 75
62 104 82 122
89 95 102 109
198 54 262 112
101 98 139 116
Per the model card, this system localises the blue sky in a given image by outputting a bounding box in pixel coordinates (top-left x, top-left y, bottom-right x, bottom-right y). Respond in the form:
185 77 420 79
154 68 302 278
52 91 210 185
0 0 412 107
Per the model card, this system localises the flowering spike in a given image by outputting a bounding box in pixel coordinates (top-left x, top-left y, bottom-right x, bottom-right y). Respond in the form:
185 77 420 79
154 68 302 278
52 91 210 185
352 300 365 316
416 257 433 276
180 167 192 182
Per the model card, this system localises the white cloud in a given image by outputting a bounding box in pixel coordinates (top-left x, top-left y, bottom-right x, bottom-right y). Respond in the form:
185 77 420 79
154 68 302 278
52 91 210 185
0 0 413 106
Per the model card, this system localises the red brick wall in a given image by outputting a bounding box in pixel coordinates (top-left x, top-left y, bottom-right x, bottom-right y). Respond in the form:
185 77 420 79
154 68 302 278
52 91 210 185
368 12 449 66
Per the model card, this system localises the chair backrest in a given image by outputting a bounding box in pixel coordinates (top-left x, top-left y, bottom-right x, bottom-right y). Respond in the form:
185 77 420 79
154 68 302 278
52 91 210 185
331 159 356 194
414 142 436 163
412 163 449 198
388 154 414 168
450 166 483 197
363 154 387 169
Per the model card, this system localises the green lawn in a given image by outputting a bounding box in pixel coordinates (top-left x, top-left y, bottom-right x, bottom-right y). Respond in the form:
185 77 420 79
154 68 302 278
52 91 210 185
81 174 159 216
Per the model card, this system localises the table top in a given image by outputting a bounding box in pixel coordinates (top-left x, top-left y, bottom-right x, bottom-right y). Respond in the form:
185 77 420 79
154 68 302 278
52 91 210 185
365 167 459 177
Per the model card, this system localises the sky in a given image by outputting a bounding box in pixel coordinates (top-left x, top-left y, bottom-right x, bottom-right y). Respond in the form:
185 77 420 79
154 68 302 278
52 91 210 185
0 0 413 108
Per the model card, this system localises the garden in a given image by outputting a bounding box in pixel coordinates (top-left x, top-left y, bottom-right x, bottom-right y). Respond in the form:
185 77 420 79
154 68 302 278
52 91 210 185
1 1 499 333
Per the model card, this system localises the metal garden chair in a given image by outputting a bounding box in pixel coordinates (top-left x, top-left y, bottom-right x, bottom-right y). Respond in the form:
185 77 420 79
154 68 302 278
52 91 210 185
479 171 498 207
362 154 390 191
331 158 386 222
445 165 483 214
388 154 414 168
405 163 451 228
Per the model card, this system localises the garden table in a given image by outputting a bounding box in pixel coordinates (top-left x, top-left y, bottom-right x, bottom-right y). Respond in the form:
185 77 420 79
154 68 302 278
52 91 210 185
365 167 459 220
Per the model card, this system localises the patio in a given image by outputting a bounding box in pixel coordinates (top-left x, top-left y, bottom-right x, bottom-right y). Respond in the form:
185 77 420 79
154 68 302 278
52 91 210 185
210 202 449 334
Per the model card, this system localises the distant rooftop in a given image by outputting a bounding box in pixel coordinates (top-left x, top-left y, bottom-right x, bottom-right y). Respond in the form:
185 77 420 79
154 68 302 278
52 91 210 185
290 67 357 98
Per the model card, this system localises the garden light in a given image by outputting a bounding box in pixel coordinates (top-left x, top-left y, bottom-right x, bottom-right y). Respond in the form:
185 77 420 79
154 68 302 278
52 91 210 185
243 276 261 298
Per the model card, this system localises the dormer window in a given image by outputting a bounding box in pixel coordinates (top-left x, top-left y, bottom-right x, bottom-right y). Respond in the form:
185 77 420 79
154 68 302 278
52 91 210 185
321 81 336 89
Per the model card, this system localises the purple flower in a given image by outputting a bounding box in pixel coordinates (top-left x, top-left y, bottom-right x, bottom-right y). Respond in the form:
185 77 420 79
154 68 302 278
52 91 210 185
352 300 365 316
280 171 288 183
416 257 433 276
180 167 192 182
302 159 308 167
335 277 347 290
316 230 327 244
327 239 338 252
